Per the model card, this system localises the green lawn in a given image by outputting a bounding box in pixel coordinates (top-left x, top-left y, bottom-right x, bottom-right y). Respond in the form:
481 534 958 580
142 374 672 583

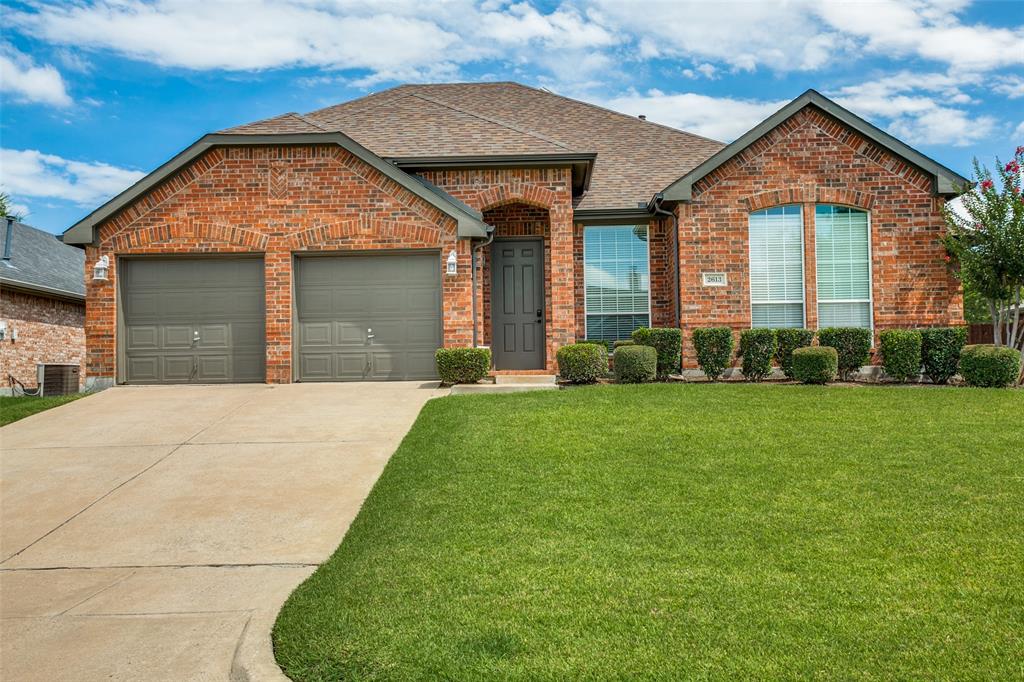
0 393 85 426
274 384 1023 681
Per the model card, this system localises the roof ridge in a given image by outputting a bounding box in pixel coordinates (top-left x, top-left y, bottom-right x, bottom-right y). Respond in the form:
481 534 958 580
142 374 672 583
289 112 331 131
304 85 410 119
499 82 726 146
404 91 579 153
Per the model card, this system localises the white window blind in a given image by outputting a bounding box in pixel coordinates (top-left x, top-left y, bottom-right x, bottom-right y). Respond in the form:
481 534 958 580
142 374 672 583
815 205 872 329
748 205 804 328
584 225 650 342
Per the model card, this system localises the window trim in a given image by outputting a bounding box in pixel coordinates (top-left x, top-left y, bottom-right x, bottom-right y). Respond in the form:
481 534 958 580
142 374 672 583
582 223 653 341
747 204 807 329
814 204 874 332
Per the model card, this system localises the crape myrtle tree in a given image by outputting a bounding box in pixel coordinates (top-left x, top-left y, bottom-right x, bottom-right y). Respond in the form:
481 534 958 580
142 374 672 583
942 147 1024 351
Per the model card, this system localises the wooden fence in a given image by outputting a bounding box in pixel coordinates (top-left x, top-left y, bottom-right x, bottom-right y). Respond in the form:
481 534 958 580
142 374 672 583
968 324 995 344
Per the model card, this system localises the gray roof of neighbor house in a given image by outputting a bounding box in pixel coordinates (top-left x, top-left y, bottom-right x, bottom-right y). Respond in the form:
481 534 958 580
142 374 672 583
1 218 85 301
221 82 727 211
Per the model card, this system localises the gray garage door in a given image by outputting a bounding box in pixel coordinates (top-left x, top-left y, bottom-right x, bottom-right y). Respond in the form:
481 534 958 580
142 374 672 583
295 253 441 381
121 258 265 384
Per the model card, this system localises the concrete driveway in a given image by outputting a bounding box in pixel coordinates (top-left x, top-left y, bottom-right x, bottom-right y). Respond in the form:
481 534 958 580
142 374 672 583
1 382 446 681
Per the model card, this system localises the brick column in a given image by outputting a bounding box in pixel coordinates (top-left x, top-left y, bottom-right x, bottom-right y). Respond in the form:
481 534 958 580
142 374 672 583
547 201 575 370
802 202 818 331
263 246 292 383
84 246 116 387
442 233 474 347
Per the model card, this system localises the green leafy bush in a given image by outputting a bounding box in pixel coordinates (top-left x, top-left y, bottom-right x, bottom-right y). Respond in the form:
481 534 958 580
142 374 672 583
774 328 815 380
631 327 682 378
792 346 838 384
958 344 1022 388
879 329 922 382
918 327 968 384
613 345 657 384
612 339 635 349
577 339 613 352
818 327 873 380
435 347 490 384
556 343 608 384
692 327 734 381
739 328 778 382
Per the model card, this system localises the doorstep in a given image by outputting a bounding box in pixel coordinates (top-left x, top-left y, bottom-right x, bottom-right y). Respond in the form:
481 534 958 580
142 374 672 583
451 374 558 395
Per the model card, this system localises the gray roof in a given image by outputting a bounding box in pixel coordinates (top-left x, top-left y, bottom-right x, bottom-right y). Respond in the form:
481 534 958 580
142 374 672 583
1 218 85 301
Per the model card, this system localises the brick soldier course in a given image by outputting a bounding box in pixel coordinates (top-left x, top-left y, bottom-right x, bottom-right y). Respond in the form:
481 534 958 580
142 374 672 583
63 84 967 385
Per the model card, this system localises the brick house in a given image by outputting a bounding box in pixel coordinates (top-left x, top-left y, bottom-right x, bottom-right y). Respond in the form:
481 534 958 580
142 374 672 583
2 218 86 393
62 84 966 387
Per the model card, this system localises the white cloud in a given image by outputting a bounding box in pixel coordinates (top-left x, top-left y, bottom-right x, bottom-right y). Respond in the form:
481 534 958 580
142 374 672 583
0 45 71 106
598 89 788 141
994 76 1024 100
1014 121 1024 140
0 148 146 207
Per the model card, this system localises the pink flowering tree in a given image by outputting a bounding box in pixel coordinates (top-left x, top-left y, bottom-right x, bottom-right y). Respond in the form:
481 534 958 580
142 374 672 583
942 147 1024 351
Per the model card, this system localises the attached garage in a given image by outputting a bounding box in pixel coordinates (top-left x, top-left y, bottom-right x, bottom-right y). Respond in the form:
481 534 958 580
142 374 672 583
120 258 265 384
295 253 441 381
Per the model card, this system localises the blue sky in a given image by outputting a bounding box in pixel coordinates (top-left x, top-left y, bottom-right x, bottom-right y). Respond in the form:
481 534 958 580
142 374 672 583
1 0 1022 234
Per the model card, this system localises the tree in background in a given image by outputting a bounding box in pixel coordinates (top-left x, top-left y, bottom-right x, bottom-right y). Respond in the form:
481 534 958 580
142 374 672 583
0 192 25 221
942 147 1024 350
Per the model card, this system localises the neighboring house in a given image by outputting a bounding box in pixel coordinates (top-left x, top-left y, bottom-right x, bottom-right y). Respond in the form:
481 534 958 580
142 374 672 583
62 84 966 387
1 217 86 393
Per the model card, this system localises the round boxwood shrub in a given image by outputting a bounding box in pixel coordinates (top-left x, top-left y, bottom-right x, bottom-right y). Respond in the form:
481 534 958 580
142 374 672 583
556 343 607 384
792 346 838 384
692 327 734 381
739 328 777 382
918 326 968 384
879 329 922 382
817 327 873 380
613 345 657 383
612 339 635 349
631 327 682 378
958 344 1022 388
435 347 490 384
774 328 815 380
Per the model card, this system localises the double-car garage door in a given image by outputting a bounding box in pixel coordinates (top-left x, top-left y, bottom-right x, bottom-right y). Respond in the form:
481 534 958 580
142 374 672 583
120 253 440 384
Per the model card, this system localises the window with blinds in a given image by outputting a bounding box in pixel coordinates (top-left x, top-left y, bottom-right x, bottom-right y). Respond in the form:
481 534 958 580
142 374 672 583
583 225 650 342
748 205 805 328
815 205 872 329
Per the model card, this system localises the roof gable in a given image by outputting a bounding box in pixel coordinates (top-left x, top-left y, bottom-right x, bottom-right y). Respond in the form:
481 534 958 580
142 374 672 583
660 89 969 202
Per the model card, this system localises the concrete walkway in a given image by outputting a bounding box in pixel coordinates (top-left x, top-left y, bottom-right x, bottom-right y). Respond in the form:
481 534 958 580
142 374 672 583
1 382 446 681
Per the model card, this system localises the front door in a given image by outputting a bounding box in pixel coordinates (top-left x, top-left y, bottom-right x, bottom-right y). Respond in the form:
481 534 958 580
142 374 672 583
491 239 545 370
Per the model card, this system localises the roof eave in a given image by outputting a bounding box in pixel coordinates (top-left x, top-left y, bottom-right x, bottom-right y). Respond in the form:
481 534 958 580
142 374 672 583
63 132 491 245
659 89 969 203
390 153 597 196
0 277 85 303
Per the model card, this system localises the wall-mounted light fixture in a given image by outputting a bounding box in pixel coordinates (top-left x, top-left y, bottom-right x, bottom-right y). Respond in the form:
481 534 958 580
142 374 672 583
92 255 110 281
446 250 458 276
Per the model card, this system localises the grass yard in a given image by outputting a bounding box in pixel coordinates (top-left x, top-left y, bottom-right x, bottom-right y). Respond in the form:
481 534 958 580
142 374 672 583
274 384 1023 681
0 393 85 426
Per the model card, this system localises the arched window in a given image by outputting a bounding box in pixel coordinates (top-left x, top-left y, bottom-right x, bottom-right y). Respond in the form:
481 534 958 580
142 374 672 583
815 205 872 329
748 206 805 328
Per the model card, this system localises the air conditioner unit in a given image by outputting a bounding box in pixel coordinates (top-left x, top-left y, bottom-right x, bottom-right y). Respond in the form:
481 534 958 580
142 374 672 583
36 364 81 397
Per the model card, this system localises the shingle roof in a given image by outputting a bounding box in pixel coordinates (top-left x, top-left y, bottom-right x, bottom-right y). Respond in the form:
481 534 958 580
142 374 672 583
1 218 85 300
222 82 726 210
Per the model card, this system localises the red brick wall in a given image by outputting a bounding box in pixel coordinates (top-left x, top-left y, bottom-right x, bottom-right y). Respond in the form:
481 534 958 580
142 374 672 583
676 105 963 367
419 168 575 371
86 145 464 384
0 289 85 391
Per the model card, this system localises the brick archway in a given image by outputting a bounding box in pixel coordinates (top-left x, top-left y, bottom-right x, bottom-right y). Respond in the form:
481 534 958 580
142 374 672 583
743 187 875 213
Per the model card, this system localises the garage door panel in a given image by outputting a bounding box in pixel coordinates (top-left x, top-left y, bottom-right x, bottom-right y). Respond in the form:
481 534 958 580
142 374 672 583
296 254 440 381
300 322 332 346
300 354 333 380
121 258 265 384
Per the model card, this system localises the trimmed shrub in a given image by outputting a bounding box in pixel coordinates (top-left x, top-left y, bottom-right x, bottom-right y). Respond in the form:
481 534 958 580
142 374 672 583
739 328 777 382
958 344 1022 388
818 327 873 380
692 327 734 381
792 346 838 384
631 327 682 378
613 345 657 383
774 328 815 380
577 339 613 352
879 329 922 382
919 327 968 384
435 347 490 384
612 339 635 349
556 343 607 384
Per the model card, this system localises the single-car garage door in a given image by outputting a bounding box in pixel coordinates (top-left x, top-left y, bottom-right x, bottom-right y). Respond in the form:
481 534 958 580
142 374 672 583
121 258 265 384
295 253 440 381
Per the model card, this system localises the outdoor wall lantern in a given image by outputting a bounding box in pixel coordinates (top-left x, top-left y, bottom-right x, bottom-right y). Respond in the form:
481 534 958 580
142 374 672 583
92 255 110 281
446 249 458 276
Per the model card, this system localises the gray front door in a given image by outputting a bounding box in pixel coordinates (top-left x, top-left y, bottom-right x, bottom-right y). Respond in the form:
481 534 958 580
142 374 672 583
120 258 266 384
295 253 441 381
491 239 545 370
